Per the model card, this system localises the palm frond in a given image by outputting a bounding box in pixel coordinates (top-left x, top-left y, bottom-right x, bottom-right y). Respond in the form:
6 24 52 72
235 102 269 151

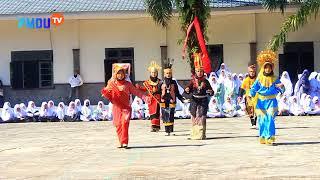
145 0 174 27
263 0 303 13
268 0 320 51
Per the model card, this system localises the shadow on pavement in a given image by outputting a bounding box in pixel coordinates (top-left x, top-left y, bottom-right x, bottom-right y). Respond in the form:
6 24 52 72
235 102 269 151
129 144 204 149
276 126 312 130
275 142 320 146
205 135 258 140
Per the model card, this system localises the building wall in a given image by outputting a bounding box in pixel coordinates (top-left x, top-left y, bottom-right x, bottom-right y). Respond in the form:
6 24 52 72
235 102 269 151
79 18 164 83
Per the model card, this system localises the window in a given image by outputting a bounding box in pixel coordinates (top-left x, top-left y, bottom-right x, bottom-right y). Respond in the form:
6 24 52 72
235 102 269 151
104 48 134 84
10 50 53 89
207 44 224 72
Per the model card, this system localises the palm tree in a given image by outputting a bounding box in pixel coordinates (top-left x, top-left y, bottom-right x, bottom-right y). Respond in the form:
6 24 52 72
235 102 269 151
145 0 211 71
263 0 320 51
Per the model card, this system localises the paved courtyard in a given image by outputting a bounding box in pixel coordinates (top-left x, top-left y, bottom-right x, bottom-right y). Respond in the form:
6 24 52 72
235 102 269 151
0 116 320 179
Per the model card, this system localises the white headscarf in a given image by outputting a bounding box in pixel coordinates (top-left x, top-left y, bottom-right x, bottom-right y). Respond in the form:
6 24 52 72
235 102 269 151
47 100 56 116
289 96 303 114
1 102 14 121
39 102 49 117
75 99 82 113
224 73 235 96
208 72 219 93
97 101 105 111
56 102 66 120
216 63 231 76
218 69 227 84
14 104 26 118
303 95 313 111
26 101 38 113
238 73 244 84
280 71 293 97
81 99 92 118
67 101 77 116
208 97 220 112
279 96 290 111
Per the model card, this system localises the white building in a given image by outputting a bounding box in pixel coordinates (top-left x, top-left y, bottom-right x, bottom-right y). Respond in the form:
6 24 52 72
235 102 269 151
0 0 319 105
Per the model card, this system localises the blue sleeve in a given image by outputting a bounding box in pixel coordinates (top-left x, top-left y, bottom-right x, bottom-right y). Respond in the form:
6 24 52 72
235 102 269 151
250 80 260 97
275 79 285 94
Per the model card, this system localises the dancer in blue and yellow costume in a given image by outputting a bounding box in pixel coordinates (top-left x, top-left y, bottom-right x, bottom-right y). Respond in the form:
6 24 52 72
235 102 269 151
249 50 284 145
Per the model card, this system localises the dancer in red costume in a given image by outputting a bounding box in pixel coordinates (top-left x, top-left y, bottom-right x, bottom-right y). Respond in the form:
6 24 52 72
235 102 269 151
101 64 148 149
138 61 162 132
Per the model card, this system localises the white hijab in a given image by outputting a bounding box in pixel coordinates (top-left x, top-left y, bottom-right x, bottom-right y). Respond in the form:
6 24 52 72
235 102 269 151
224 73 235 92
280 71 293 97
1 102 14 121
208 97 220 112
75 99 82 113
132 97 144 111
279 96 290 111
218 70 227 84
26 101 38 113
67 101 77 116
303 95 313 111
39 102 49 117
208 72 219 93
216 63 231 76
56 102 66 119
81 99 92 117
14 104 26 118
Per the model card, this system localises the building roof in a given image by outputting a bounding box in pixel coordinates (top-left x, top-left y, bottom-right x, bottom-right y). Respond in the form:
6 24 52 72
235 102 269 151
0 0 262 15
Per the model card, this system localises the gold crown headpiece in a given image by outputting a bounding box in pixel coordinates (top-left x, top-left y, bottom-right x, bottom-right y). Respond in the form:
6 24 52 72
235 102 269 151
147 61 161 72
257 50 277 66
193 53 203 70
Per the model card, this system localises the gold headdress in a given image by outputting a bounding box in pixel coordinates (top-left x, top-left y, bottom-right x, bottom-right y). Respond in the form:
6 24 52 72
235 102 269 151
147 61 161 72
257 50 277 67
112 63 131 77
193 53 203 70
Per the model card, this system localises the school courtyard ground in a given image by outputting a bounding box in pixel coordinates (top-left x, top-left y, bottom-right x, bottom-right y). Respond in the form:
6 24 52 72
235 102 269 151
0 116 320 179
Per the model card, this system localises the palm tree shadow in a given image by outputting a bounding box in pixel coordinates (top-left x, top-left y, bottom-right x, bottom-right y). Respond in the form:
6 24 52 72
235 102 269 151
129 144 204 149
205 135 258 140
275 141 320 146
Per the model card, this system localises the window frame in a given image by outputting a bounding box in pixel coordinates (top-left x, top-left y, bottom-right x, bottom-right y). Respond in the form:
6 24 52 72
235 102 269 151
10 50 54 90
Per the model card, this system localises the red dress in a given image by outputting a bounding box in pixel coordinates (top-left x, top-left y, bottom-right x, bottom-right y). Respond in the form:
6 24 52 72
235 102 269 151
102 79 145 145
